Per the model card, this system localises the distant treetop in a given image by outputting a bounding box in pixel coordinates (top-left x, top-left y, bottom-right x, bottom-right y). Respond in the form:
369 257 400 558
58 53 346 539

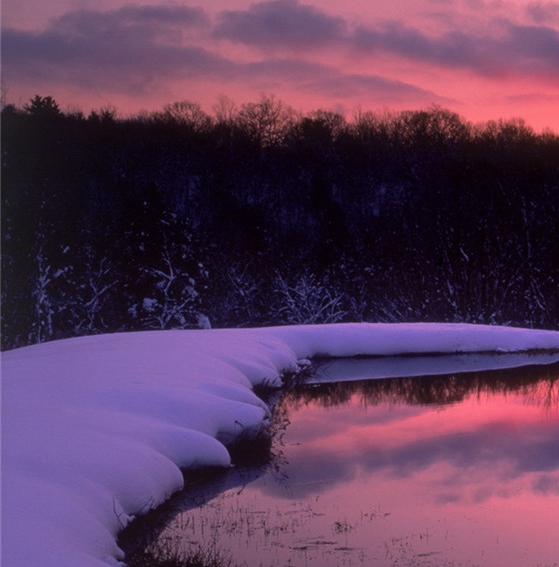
24 95 62 118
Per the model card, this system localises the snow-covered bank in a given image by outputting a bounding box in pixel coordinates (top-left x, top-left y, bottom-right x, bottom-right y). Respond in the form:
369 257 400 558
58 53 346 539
261 322 559 358
2 323 559 567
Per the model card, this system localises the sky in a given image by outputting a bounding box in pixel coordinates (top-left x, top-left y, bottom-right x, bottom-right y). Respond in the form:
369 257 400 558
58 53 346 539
2 0 559 131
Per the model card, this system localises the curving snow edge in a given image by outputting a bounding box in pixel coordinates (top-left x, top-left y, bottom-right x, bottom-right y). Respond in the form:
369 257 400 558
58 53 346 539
2 323 559 567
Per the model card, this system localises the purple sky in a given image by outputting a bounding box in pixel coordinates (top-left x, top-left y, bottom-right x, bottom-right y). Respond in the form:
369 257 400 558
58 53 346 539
2 0 559 130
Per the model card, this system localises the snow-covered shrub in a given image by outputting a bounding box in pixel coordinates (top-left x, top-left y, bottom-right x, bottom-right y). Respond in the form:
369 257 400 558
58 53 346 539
127 213 210 330
272 274 347 325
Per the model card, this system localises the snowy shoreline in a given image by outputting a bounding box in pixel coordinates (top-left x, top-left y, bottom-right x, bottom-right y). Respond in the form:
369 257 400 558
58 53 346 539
2 323 559 567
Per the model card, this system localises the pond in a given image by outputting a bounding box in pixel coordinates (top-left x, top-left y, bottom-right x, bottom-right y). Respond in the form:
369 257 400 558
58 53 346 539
144 356 559 567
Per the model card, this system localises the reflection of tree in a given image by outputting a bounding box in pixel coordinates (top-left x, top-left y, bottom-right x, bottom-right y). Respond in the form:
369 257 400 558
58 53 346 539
522 376 559 415
281 363 559 412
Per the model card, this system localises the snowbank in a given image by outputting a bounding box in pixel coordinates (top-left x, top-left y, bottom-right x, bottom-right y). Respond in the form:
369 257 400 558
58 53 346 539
261 322 559 357
2 323 558 567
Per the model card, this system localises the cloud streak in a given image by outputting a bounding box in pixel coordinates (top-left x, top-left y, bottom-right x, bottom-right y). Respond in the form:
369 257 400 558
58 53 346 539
2 27 231 94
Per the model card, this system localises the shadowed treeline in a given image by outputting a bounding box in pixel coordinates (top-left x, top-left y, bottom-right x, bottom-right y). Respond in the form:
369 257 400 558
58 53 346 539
2 95 559 349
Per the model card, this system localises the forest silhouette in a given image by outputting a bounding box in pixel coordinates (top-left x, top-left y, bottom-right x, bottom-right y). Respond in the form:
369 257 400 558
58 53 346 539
2 95 558 349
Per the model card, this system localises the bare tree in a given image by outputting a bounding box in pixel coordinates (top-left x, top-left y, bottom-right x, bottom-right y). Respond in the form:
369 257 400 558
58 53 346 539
160 100 212 133
212 94 237 125
238 94 297 147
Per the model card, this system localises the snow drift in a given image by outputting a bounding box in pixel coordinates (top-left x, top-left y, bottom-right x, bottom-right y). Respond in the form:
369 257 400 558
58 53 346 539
2 323 559 567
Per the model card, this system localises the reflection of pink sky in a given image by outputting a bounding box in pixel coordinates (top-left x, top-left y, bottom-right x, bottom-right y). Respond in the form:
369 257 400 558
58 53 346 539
162 380 559 566
288 390 559 479
3 0 558 131
267 387 559 565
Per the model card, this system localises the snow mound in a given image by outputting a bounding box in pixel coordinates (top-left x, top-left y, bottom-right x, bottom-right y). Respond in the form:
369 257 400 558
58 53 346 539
2 323 558 567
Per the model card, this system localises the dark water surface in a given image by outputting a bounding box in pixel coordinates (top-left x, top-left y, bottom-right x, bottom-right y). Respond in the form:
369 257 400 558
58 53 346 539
155 359 559 567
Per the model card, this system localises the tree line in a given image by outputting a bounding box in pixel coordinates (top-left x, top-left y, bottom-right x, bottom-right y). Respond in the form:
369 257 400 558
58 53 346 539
2 94 558 349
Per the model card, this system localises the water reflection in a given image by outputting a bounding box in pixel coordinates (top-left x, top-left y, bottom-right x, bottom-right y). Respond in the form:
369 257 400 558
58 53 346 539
150 361 559 567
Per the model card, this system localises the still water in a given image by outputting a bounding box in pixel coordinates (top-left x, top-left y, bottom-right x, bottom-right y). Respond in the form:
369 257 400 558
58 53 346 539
154 358 559 567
